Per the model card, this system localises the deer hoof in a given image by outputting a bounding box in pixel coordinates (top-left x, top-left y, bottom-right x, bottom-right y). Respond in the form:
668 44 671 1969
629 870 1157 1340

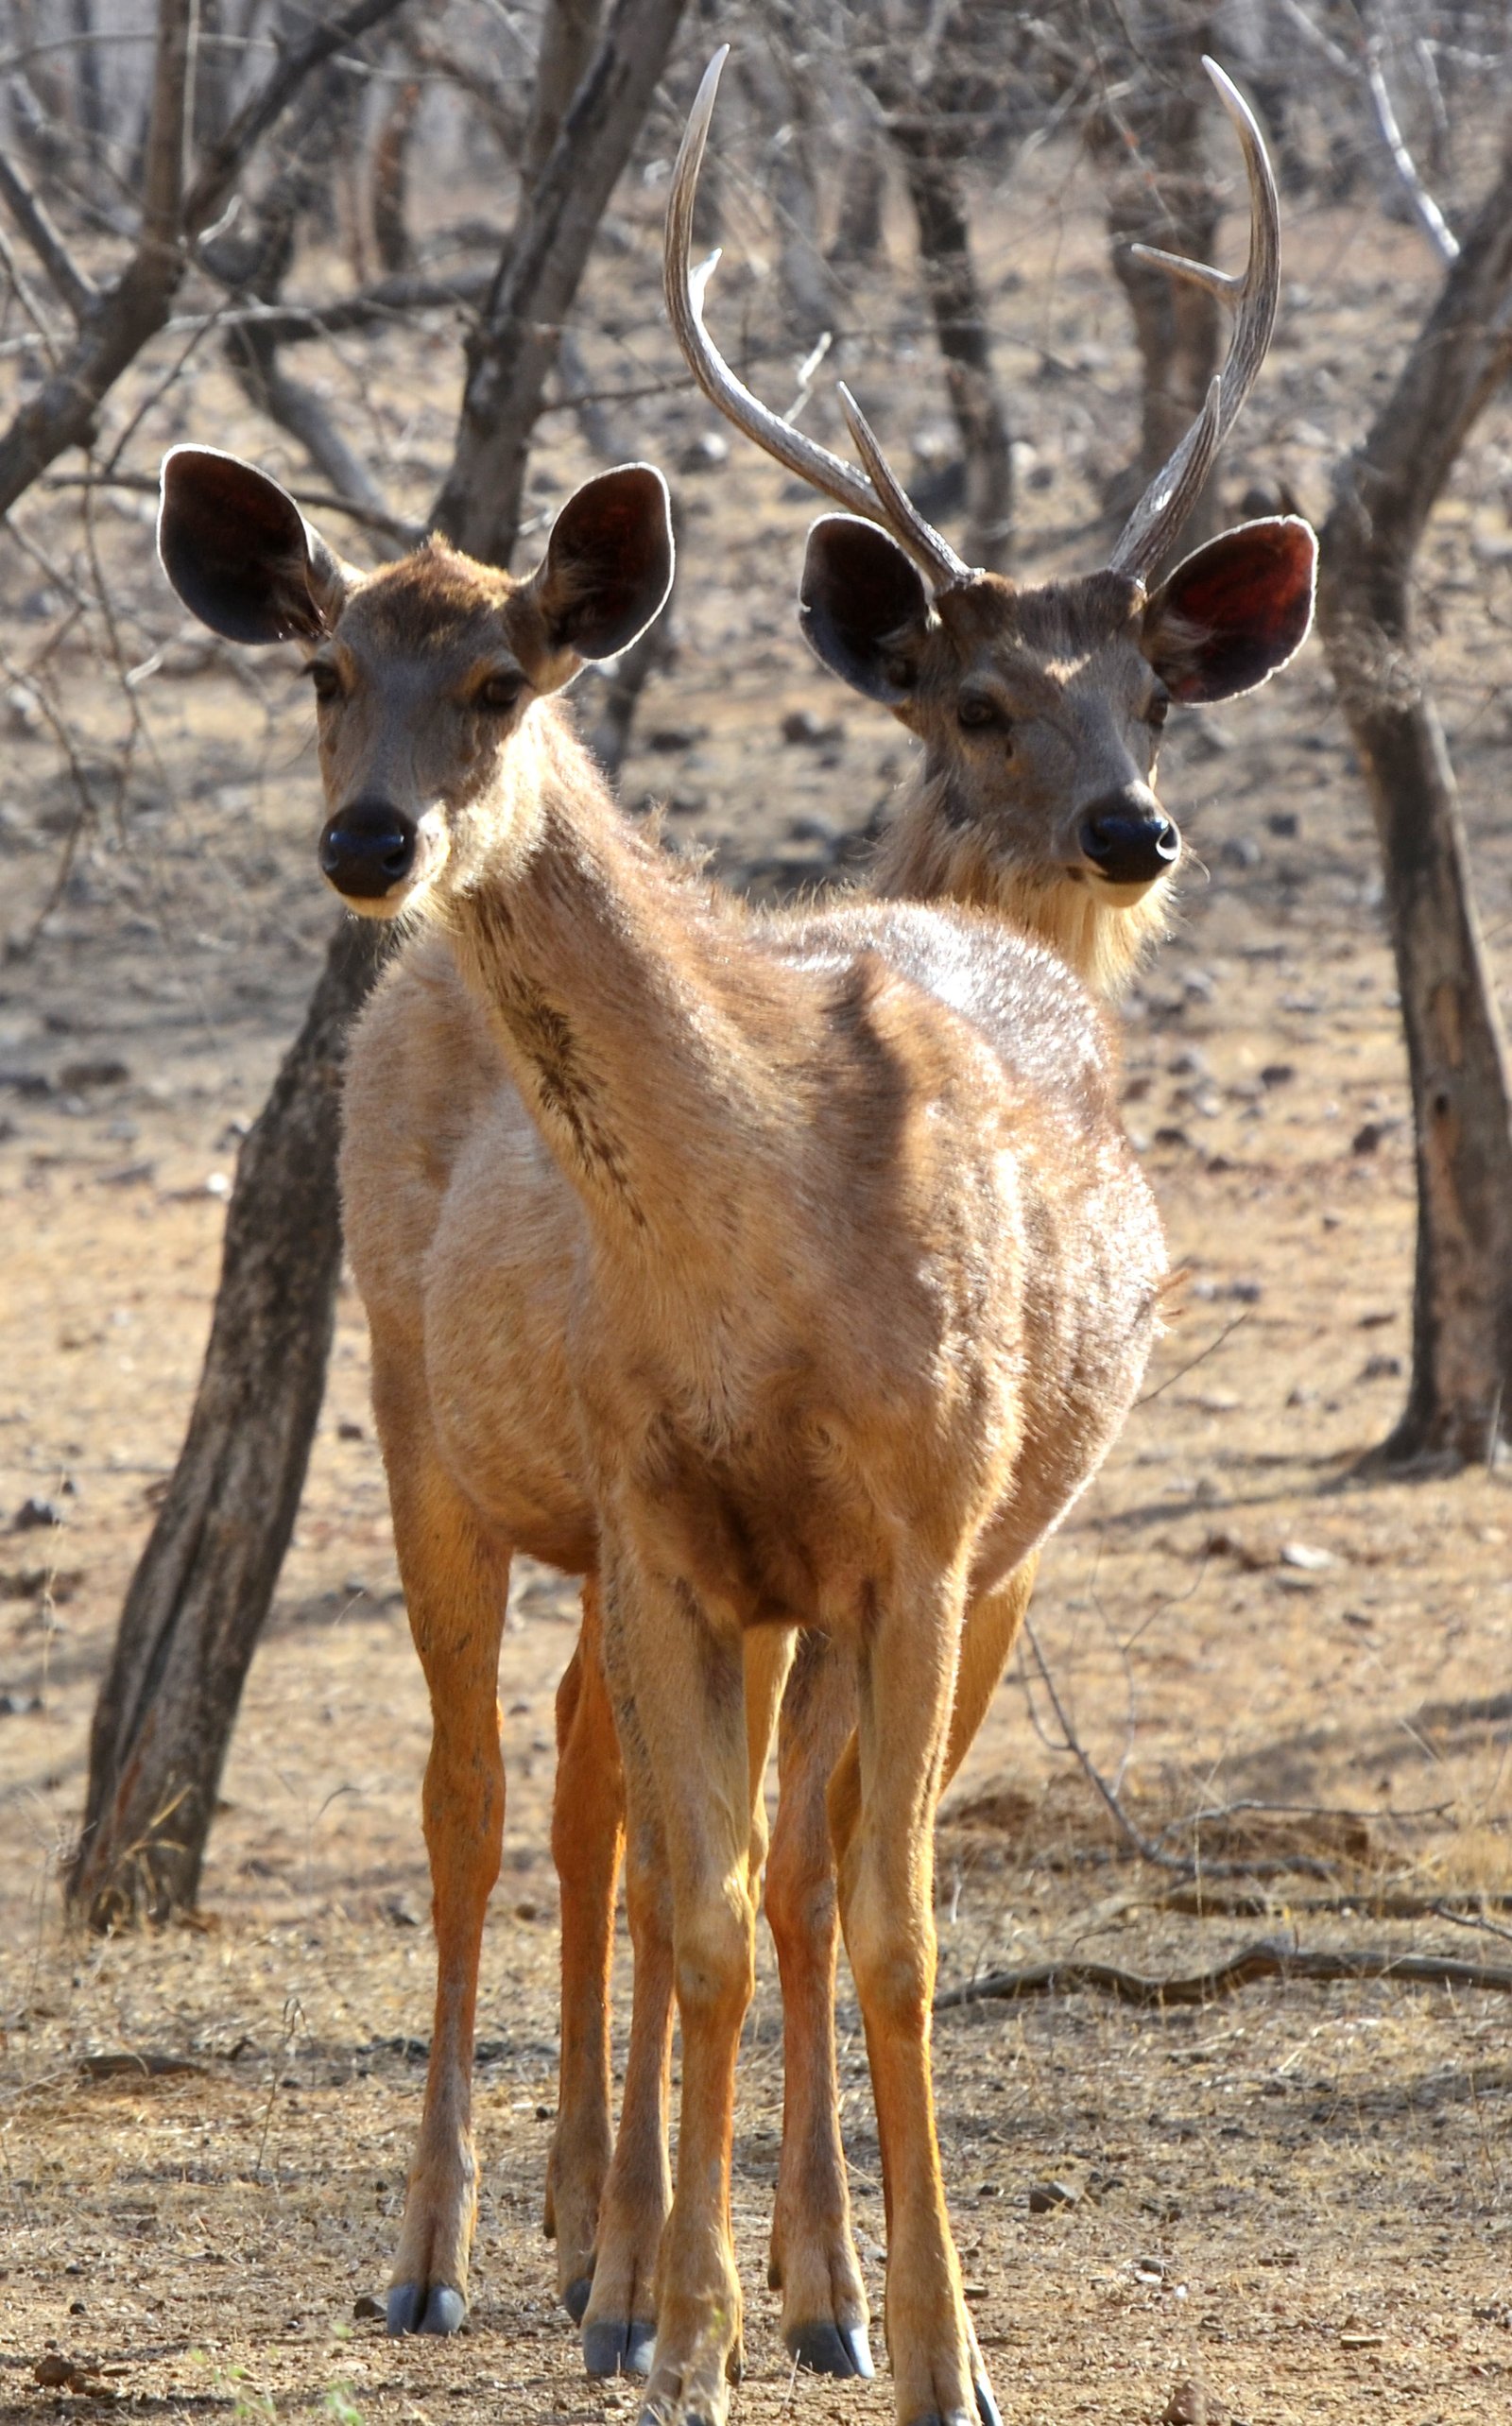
582 2316 656 2379
563 2273 593 2324
784 2321 874 2379
386 2283 465 2336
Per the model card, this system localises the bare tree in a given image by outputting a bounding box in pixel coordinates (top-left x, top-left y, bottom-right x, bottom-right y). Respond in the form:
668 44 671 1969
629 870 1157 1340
859 20 1015 571
0 0 412 517
1316 128 1512 1470
432 0 691 562
69 0 692 1927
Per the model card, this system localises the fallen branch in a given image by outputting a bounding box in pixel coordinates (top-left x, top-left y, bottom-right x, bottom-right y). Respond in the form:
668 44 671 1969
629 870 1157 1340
936 1938 1512 2011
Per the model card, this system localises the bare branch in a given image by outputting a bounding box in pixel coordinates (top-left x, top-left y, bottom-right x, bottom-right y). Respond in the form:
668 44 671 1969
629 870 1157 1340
182 0 412 239
936 1941 1512 2012
0 149 94 318
1366 41 1459 265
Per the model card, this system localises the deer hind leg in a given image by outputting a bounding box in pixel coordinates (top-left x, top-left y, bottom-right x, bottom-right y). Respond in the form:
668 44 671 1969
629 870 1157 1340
595 1553 755 2425
579 1591 674 2380
382 1445 509 2337
764 1629 872 2380
545 1571 626 2322
833 1565 998 2426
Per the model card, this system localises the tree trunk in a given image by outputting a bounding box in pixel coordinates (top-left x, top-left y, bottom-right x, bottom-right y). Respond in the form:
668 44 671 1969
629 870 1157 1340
68 0 687 1929
431 0 690 564
1088 7 1223 559
69 918 389 1927
861 45 1014 572
1316 132 1512 1469
885 114 1013 571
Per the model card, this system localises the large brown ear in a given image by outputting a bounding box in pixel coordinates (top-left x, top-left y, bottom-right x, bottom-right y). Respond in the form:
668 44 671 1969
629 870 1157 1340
799 515 931 705
1143 516 1316 703
529 465 674 662
158 446 353 644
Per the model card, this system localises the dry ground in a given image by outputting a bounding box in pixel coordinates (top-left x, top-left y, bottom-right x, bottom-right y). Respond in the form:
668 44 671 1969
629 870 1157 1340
5 117 1512 2426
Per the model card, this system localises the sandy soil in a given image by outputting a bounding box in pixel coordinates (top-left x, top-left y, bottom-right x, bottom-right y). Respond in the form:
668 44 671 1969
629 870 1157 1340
4 114 1512 2426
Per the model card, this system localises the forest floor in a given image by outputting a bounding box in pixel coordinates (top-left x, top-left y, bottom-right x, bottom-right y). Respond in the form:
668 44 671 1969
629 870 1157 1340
4 118 1512 2426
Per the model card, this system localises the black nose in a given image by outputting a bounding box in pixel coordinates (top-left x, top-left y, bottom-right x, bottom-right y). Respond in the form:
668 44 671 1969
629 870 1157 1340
1079 790 1180 887
318 798 417 899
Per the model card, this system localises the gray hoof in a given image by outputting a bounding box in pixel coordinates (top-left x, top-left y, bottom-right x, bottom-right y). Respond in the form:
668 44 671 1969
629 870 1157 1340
974 2375 1002 2426
784 2320 875 2379
563 2273 593 2325
387 2282 465 2336
583 2316 656 2379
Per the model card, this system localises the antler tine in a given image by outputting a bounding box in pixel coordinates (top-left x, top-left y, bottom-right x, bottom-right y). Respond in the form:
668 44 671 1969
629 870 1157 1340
1108 55 1281 583
837 385 971 591
665 48 971 591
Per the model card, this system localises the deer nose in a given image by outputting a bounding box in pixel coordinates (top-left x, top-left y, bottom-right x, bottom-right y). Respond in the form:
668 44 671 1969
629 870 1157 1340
1079 789 1180 888
318 798 417 899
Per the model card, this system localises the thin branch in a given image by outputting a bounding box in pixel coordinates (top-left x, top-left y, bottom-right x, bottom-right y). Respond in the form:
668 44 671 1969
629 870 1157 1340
936 1940 1512 2011
182 0 412 239
0 151 94 318
1021 1617 1336 1883
1366 41 1459 266
43 470 420 546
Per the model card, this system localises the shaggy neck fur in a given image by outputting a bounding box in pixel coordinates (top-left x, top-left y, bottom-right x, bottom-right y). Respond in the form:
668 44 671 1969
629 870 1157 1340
869 765 1170 1001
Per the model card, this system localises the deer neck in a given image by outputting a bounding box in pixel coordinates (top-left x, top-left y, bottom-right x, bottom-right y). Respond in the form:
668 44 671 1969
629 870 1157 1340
437 709 791 1250
869 767 1166 1001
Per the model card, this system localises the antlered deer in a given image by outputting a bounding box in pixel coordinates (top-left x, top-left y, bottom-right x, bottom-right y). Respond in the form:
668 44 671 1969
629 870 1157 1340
153 49 1312 2421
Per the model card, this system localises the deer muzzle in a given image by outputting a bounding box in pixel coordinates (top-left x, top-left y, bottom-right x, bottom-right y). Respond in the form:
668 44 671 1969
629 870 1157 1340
1077 789 1180 892
319 797 419 904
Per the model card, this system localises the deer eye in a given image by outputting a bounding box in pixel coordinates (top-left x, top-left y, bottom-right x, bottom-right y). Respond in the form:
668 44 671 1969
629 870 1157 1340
307 662 342 705
475 674 523 714
957 696 1005 731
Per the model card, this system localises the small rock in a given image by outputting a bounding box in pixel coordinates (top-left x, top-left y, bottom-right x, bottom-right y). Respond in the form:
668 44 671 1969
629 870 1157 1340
353 2293 386 2321
678 429 729 473
1027 2178 1079 2213
1220 834 1261 869
1360 1352 1403 1381
58 1058 130 1092
384 1896 421 1929
1259 1062 1295 1088
337 1420 366 1441
1280 1540 1333 1572
644 725 703 753
781 707 846 748
1266 810 1300 839
13 1497 62 1531
1161 2382 1228 2426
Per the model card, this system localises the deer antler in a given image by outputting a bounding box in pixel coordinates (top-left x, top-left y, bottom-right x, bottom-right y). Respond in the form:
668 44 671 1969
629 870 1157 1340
1108 56 1281 583
665 46 971 594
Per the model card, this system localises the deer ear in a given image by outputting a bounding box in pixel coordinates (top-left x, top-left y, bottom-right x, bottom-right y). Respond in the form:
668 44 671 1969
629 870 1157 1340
1143 516 1316 703
799 515 931 704
158 446 352 644
530 465 674 662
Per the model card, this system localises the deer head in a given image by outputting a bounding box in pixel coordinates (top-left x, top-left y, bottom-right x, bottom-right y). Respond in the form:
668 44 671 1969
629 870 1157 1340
666 49 1316 990
157 449 674 917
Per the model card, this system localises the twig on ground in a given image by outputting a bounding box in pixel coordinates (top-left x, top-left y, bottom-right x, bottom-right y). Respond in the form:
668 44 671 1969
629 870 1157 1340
936 1940 1512 2011
1020 1618 1337 1883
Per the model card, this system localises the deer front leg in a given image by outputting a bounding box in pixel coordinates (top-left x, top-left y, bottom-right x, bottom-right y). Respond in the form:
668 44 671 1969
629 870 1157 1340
834 1568 997 2426
546 1573 627 2322
597 1552 755 2426
764 1630 872 2380
578 1614 789 2382
381 1447 509 2337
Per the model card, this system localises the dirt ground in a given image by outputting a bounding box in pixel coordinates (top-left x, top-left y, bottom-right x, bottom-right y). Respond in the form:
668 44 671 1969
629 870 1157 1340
5 110 1512 2426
